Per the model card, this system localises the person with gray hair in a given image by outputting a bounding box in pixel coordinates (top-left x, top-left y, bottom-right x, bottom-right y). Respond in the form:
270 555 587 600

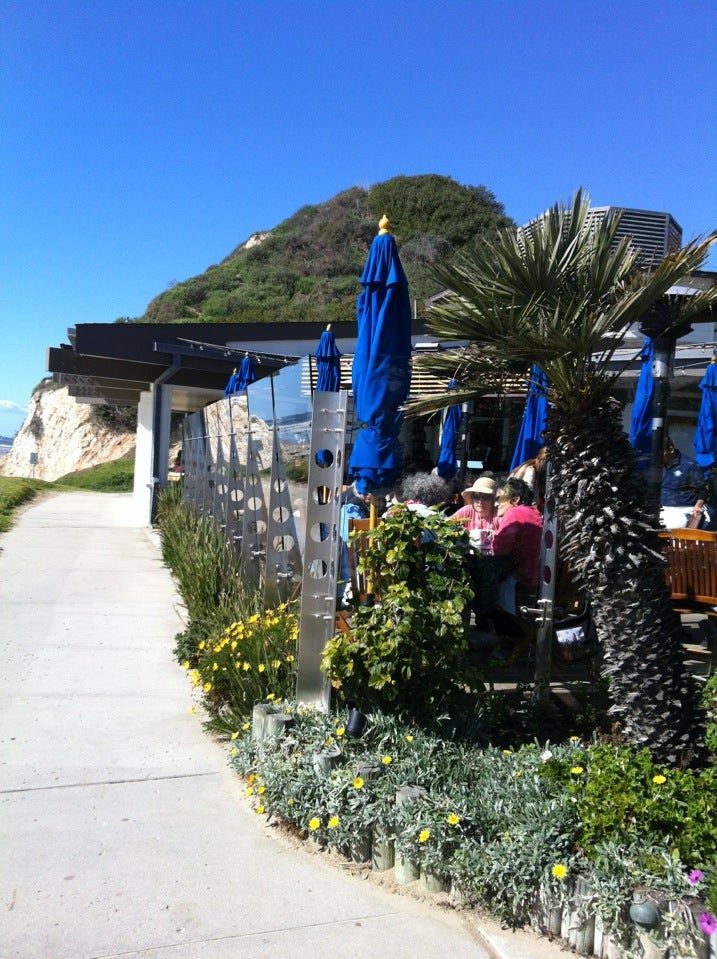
396 471 450 512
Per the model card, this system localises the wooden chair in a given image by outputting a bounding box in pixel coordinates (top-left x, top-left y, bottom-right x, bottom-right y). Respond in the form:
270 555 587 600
658 528 717 618
335 518 378 636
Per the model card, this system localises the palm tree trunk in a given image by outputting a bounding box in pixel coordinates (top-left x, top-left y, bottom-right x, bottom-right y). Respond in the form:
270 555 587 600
546 399 706 767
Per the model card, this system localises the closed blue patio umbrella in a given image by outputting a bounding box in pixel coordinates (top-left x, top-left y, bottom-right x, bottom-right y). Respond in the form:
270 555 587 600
224 354 257 396
436 380 461 480
629 338 655 469
348 216 412 496
694 356 717 469
510 365 549 472
314 325 341 392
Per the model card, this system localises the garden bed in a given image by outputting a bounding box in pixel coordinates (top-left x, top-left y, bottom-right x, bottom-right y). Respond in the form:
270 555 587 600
223 701 716 959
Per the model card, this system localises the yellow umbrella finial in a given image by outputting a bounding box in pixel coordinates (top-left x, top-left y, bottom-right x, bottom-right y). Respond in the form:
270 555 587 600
378 214 391 235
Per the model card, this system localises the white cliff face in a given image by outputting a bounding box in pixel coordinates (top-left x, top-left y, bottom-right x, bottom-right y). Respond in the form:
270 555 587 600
1 386 135 481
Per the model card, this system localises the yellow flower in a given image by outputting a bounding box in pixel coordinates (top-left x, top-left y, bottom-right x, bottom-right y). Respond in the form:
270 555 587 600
203 682 212 692
199 641 205 650
230 748 238 757
189 705 195 715
569 735 580 742
242 722 250 731
258 785 265 795
503 749 513 755
256 805 265 815
447 813 460 826
182 660 190 670
212 662 218 671
266 693 276 701
245 786 254 797
353 777 364 790
653 774 666 785
258 664 266 673
247 774 256 784
231 641 238 650
552 864 567 880
243 662 251 671
382 755 393 765
309 817 321 831
272 659 281 669
286 654 295 663
288 797 294 805
419 829 431 843
570 766 584 775
230 731 239 740
336 726 345 737
405 734 414 742
328 815 339 829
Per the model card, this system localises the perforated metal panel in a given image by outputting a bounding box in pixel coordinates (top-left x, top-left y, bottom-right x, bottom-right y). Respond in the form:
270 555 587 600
225 434 245 550
213 435 228 528
533 464 558 700
240 424 268 585
264 423 303 608
296 390 347 708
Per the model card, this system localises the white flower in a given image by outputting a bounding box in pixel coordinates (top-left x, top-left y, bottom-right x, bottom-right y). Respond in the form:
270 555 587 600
541 749 553 762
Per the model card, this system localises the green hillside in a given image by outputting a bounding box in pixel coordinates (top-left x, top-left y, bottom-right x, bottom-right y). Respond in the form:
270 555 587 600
137 175 513 326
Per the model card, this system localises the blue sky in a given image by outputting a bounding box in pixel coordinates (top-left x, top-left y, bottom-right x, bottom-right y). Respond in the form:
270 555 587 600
1 0 716 438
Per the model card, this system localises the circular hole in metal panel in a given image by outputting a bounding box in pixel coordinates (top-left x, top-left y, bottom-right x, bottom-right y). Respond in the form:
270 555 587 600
309 559 328 579
310 522 331 543
272 535 295 552
313 485 332 505
315 449 333 468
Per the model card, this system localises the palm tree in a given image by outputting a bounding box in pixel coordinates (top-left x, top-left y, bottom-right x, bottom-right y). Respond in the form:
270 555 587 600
410 190 717 767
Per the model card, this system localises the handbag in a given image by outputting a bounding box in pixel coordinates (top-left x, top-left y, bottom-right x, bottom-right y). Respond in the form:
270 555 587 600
553 601 595 661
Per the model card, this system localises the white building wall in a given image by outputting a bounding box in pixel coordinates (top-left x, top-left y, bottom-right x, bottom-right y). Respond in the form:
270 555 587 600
132 390 154 525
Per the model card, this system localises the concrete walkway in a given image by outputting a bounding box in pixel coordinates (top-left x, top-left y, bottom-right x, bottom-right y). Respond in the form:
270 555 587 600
0 492 561 959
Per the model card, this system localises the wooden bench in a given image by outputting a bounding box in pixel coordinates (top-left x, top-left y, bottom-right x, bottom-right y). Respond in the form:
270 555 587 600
658 528 717 618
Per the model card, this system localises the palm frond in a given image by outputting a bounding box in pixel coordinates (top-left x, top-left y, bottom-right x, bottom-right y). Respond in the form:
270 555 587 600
420 191 717 415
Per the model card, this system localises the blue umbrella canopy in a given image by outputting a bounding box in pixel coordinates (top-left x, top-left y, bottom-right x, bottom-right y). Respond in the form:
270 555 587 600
314 325 341 392
510 365 549 472
629 338 655 469
348 216 412 495
694 356 717 469
224 355 257 396
436 380 461 480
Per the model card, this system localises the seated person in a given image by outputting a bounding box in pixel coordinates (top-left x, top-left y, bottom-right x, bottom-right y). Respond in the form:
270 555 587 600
661 436 710 529
451 476 497 555
386 471 450 544
466 477 542 629
491 477 543 609
394 471 450 516
338 482 370 605
509 447 547 513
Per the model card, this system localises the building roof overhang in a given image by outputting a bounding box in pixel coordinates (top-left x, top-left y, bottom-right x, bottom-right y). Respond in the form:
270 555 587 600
46 319 431 411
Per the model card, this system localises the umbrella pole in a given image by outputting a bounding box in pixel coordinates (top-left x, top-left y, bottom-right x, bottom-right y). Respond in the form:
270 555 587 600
367 494 378 601
369 495 378 529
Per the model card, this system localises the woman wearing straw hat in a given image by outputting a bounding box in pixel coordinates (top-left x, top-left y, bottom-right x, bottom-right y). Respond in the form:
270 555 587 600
451 476 498 555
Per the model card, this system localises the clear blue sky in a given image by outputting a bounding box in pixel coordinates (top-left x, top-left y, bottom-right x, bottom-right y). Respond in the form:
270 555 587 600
1 0 716 438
